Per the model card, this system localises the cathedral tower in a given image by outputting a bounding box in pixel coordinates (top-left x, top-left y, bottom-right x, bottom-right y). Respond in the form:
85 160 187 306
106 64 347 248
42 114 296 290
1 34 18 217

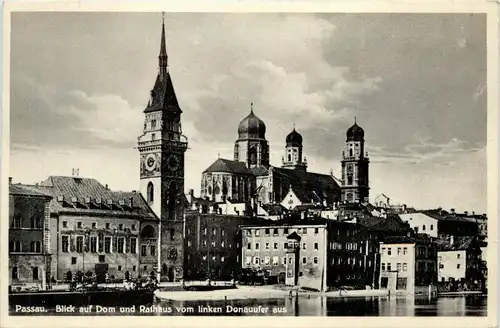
281 126 307 171
341 118 370 203
234 103 270 168
138 15 188 281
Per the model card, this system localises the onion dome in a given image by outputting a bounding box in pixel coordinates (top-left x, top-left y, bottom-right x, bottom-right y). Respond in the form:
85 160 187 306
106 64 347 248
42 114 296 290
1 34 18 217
346 118 364 141
237 103 266 139
286 127 303 147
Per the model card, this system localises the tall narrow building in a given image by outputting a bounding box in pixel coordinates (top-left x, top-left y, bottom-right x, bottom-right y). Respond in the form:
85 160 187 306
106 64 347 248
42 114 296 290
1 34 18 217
341 119 370 204
138 16 188 282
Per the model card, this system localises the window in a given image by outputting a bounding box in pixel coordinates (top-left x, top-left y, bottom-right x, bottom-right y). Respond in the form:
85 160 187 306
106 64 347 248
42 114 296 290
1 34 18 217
71 257 77 265
313 257 319 265
212 228 217 236
382 263 386 271
273 256 279 265
147 182 154 202
289 257 293 264
221 241 225 248
403 263 408 272
457 253 461 259
106 223 110 229
202 240 207 247
457 264 461 269
221 256 225 262
387 263 392 271
131 224 136 231
99 255 105 262
255 243 260 250
32 267 39 280
302 243 307 250
302 257 307 264
62 236 69 253
187 240 192 247
265 228 270 235
284 228 289 234
282 257 287 265
76 236 83 252
133 266 136 271
104 237 112 253
246 230 252 237
422 225 426 231
274 243 278 250
151 133 156 141
151 119 156 129
397 247 401 255
30 241 41 253
381 247 385 254
77 222 83 229
246 257 252 265
11 266 18 280
397 263 402 271
265 243 270 250
430 224 434 231
118 265 122 271
92 222 97 229
403 247 407 255
255 230 260 236
119 224 123 231
144 265 148 271
314 228 319 234
273 228 278 235
314 242 319 250
90 236 97 253
12 215 21 228
170 229 175 241
253 257 259 264
117 237 125 253
130 238 137 254
221 228 225 236
387 247 391 255
284 242 288 249
203 228 207 235
150 245 156 256
62 221 68 228
247 243 251 250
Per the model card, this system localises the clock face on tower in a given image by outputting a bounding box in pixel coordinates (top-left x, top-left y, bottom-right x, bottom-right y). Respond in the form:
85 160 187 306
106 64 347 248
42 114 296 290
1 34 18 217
145 154 157 172
167 154 180 172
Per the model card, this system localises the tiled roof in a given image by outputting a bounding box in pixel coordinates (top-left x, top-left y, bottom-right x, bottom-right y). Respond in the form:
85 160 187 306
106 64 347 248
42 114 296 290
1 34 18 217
24 176 157 220
251 165 270 176
437 236 476 251
9 184 52 198
273 167 340 204
203 158 253 175
144 73 180 113
260 203 287 216
420 209 472 222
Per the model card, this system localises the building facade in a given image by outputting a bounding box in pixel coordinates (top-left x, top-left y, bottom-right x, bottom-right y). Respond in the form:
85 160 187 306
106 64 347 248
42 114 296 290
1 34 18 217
137 18 188 281
379 235 437 294
399 210 479 238
21 176 159 281
9 181 52 288
437 236 483 284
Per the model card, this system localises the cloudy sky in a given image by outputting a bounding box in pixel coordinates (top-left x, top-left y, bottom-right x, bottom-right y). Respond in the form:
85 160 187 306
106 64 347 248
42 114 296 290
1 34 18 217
10 12 487 213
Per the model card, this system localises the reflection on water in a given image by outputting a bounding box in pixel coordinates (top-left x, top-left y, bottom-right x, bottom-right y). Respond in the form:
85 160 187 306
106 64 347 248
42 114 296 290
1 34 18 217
155 295 487 317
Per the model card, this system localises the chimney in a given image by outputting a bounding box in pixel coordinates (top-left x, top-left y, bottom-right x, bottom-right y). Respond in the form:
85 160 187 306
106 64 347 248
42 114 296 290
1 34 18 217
105 184 109 190
450 208 455 214
464 211 468 216
9 177 12 185
472 211 475 216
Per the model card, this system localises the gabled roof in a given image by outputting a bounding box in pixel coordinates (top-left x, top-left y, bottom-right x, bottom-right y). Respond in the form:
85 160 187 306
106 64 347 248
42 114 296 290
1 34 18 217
24 176 157 220
286 231 301 241
9 184 52 198
203 158 253 175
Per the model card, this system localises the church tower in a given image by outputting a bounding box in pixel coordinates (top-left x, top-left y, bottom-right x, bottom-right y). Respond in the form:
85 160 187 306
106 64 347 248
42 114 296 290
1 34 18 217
138 15 188 282
234 103 270 168
341 119 370 203
281 126 307 171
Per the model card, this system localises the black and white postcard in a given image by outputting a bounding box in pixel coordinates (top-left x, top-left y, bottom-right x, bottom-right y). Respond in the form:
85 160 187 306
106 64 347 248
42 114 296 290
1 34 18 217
1 1 498 328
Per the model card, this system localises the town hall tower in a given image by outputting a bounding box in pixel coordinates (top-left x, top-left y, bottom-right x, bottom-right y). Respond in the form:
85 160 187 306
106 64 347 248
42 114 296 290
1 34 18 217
138 16 188 282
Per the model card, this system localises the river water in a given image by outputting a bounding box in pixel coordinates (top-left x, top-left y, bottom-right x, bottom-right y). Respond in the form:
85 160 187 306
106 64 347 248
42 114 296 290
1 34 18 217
13 294 486 316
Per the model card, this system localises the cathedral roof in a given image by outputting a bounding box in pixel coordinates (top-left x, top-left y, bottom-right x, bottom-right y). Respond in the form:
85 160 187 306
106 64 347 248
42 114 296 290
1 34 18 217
20 176 158 220
346 119 364 141
203 158 253 175
237 104 266 140
250 165 270 176
272 167 341 204
286 128 303 146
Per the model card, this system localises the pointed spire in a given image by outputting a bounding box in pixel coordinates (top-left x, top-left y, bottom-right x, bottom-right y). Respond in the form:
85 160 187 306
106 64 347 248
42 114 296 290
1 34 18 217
354 116 357 124
159 12 168 79
250 102 254 114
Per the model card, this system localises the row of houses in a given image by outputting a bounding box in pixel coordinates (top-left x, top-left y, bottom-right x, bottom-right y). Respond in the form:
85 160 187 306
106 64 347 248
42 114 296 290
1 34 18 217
9 175 487 294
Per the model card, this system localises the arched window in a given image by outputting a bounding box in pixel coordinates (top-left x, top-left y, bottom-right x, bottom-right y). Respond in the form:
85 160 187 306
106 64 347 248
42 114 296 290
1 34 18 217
288 154 291 162
422 225 426 231
147 182 154 203
349 148 353 157
430 224 434 231
30 241 36 252
15 241 21 252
